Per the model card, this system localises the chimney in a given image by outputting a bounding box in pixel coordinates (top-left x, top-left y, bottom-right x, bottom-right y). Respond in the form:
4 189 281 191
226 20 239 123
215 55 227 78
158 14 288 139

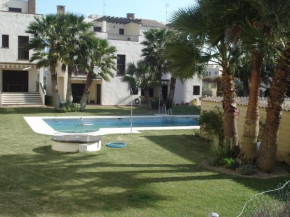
28 0 36 14
57 5 65 14
126 13 135 19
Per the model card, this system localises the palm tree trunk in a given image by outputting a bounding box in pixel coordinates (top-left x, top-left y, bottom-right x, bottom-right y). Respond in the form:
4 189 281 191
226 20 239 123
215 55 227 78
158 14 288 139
221 65 239 157
169 76 176 107
66 65 73 104
239 51 263 163
144 87 152 109
50 70 61 110
257 43 290 172
80 71 93 111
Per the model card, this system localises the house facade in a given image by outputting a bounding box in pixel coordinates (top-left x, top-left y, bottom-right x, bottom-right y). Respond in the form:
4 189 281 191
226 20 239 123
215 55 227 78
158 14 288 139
202 64 222 97
0 0 45 105
46 10 203 106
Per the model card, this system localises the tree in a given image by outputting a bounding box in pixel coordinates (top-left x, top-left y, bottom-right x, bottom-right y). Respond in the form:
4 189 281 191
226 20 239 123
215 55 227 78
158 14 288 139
61 14 93 104
79 36 117 111
122 60 159 109
170 0 244 155
256 0 290 172
141 28 174 106
27 14 67 109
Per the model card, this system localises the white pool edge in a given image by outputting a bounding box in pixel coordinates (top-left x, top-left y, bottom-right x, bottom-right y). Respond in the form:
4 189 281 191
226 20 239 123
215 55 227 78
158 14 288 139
24 115 200 136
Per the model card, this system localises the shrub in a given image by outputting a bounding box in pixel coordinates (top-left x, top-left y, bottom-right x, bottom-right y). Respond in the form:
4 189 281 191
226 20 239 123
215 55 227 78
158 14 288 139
165 98 173 109
62 103 80 112
45 95 54 107
220 158 235 169
151 99 159 110
199 107 224 144
208 157 221 166
239 164 256 175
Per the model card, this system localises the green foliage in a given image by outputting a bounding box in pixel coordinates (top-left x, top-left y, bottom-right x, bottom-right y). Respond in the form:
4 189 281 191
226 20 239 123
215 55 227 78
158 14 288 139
199 107 224 143
61 103 80 112
209 138 228 159
208 157 221 167
151 99 159 110
45 95 54 107
239 164 256 175
165 98 173 109
202 85 213 97
220 158 235 169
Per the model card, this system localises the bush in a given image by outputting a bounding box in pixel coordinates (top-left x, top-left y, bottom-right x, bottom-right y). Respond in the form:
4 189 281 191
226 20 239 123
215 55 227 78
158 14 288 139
62 103 80 112
208 157 221 166
151 99 159 110
165 98 173 109
199 107 224 143
45 95 54 107
239 164 256 175
220 158 235 169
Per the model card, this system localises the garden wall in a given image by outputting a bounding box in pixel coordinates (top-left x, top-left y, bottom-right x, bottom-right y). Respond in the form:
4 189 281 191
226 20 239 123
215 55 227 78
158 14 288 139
201 97 290 165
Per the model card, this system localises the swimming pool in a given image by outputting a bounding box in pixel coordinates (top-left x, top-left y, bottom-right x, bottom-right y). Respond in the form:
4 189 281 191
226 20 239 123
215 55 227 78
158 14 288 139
24 115 200 135
43 116 199 133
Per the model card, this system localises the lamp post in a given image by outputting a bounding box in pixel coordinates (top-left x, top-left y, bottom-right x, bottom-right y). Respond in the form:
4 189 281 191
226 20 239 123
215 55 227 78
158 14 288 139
130 88 133 134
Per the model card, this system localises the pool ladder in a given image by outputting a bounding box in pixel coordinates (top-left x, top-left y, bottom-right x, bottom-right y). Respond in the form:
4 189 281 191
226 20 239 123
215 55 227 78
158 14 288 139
75 117 84 133
168 108 172 115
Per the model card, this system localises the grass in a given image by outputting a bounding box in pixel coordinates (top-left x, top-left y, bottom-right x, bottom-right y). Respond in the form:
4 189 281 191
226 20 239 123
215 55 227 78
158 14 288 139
0 106 288 217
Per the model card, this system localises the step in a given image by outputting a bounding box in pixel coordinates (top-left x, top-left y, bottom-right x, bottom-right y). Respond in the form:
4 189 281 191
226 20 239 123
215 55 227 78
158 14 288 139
1 92 43 105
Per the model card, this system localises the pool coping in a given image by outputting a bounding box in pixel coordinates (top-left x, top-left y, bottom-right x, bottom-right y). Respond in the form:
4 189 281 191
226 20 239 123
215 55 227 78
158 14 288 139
24 115 200 136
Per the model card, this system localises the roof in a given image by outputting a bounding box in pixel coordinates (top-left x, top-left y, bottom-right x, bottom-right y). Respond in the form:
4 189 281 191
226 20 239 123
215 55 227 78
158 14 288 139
96 16 141 25
201 96 290 112
95 16 166 28
140 19 166 28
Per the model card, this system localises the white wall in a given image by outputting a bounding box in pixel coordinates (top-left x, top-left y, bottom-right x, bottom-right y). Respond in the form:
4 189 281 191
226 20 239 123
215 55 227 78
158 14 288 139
174 76 203 105
0 0 28 13
0 11 40 63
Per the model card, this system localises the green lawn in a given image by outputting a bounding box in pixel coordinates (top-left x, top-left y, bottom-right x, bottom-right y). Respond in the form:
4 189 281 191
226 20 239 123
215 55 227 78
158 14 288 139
0 106 287 217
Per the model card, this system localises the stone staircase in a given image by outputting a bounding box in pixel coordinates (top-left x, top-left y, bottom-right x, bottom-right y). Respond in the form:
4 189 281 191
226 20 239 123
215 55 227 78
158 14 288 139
1 92 43 105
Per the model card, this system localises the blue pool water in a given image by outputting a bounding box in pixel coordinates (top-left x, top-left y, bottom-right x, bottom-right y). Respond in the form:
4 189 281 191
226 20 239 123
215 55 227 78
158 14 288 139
43 116 199 133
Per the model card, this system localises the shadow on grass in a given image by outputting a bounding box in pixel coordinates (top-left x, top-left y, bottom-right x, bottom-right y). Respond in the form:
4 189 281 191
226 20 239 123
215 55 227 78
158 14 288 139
0 151 224 216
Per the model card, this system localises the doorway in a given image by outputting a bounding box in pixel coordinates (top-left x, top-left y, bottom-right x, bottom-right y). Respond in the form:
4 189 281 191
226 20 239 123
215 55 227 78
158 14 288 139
162 85 168 100
96 84 101 105
2 70 28 92
72 84 85 103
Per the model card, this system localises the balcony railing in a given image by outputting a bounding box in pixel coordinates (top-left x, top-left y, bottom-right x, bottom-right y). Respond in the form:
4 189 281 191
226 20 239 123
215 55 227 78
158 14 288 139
107 34 139 42
18 47 29 60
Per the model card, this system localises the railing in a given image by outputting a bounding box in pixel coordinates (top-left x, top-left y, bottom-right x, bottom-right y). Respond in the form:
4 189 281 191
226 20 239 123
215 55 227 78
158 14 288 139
38 81 46 105
107 34 139 42
18 48 29 60
168 108 172 115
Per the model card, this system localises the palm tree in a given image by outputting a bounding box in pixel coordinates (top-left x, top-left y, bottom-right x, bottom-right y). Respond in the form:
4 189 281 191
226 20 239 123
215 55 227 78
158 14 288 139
141 28 174 106
79 37 117 111
255 0 290 172
170 1 244 155
122 60 159 109
60 14 93 104
27 14 67 109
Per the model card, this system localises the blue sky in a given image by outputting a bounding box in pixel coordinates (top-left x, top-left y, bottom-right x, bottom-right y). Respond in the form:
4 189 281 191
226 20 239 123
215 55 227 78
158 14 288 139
37 0 195 23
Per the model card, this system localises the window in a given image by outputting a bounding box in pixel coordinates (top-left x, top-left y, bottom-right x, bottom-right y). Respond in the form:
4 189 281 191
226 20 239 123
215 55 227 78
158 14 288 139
119 29 124 35
193 86 200 95
18 36 29 60
117 55 126 75
131 88 138 95
2 35 9 48
94 26 102 32
9 7 22 12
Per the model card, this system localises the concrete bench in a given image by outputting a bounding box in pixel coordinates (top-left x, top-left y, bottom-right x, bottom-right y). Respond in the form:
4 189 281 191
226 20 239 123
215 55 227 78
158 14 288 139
51 135 102 153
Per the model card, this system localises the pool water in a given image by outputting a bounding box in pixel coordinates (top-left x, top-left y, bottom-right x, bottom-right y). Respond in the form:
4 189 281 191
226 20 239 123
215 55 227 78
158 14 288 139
43 116 199 133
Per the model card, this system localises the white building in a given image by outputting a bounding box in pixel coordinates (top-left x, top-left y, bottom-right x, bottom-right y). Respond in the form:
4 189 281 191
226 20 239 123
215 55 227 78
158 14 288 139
47 9 203 106
0 0 45 105
203 64 222 97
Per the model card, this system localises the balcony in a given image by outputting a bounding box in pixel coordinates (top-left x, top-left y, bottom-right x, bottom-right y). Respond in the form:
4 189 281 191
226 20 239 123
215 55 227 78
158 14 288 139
107 34 139 42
